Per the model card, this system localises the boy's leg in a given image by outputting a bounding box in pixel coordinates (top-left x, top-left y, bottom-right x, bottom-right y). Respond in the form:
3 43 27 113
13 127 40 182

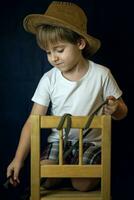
71 143 101 192
40 142 63 189
40 159 63 189
71 178 100 192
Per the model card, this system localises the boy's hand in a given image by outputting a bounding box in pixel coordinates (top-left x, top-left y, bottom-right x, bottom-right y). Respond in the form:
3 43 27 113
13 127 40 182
7 158 23 187
103 96 118 115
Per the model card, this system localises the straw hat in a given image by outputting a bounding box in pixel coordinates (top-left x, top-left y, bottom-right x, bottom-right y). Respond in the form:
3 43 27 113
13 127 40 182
23 1 101 55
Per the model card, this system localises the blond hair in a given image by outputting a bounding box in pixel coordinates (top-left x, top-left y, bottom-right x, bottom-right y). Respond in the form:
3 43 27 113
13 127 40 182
36 25 91 59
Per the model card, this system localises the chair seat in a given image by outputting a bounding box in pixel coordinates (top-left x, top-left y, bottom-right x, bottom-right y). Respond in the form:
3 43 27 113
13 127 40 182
40 188 101 200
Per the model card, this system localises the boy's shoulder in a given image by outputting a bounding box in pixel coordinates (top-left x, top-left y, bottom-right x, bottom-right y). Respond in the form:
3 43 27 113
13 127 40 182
90 60 110 73
89 60 110 77
41 67 60 83
45 67 58 77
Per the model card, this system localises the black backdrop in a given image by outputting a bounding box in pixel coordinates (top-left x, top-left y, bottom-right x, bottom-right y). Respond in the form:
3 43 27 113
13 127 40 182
0 0 133 199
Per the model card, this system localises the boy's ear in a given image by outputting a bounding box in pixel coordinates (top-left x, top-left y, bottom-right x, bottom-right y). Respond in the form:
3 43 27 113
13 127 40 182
77 38 86 50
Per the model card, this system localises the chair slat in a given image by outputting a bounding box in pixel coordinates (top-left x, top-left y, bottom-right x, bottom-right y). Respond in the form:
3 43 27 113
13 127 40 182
59 130 63 165
79 129 83 165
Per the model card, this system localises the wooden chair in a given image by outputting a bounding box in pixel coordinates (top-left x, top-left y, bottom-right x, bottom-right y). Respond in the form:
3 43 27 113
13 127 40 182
30 115 111 200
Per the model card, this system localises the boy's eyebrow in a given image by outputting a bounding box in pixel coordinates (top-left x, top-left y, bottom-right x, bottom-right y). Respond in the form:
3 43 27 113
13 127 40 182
46 44 65 51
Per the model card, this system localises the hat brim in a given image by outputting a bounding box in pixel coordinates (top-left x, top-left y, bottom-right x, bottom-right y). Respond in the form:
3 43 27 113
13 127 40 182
23 14 101 55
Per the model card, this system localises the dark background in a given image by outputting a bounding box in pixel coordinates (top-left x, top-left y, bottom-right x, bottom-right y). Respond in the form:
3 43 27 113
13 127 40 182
0 0 133 199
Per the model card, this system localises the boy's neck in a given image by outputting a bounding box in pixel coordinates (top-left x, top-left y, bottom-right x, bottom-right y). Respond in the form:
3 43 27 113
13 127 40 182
62 59 89 81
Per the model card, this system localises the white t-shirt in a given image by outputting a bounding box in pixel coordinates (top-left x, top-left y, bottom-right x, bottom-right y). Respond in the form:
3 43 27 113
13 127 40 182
32 60 122 145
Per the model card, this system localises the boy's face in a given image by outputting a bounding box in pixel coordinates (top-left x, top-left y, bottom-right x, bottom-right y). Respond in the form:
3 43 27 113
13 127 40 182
45 40 85 73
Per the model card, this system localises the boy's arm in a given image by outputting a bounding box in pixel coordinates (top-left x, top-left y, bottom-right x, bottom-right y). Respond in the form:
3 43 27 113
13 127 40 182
111 97 128 120
7 103 48 185
103 96 128 120
15 103 48 163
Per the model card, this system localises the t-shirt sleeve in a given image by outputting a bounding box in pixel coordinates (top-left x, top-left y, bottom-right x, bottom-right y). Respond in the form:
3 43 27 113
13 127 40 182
103 69 123 100
31 74 50 106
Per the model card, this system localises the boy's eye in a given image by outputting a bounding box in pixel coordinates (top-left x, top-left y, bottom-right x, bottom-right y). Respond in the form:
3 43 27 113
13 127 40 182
57 49 64 53
46 51 51 55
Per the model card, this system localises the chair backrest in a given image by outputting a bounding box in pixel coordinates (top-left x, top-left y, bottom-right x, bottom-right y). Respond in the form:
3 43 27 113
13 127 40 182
30 115 111 200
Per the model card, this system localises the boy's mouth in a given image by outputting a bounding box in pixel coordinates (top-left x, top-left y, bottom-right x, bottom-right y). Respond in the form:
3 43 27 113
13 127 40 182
54 63 64 67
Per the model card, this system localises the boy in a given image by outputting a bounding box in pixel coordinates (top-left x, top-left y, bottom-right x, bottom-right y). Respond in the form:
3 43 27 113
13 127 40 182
7 1 128 192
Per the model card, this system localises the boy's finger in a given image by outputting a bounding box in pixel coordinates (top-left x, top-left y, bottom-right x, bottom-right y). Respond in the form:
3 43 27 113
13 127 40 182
106 96 116 101
108 99 115 105
13 171 20 184
7 168 13 178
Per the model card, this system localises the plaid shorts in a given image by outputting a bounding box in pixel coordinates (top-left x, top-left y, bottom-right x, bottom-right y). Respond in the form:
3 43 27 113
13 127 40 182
41 141 101 164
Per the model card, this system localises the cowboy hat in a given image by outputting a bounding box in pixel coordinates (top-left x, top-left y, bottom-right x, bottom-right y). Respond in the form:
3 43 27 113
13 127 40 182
23 1 101 55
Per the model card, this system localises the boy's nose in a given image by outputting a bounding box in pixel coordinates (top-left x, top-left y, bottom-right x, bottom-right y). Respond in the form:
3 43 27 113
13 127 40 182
51 54 59 62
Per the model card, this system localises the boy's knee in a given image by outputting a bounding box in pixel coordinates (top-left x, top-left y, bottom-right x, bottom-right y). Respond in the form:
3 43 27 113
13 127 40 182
43 178 63 189
40 159 57 165
40 159 62 189
71 178 100 192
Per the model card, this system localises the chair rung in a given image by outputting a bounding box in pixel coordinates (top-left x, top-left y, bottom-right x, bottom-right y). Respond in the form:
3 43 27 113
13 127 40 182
40 189 101 200
41 165 102 178
40 116 103 129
